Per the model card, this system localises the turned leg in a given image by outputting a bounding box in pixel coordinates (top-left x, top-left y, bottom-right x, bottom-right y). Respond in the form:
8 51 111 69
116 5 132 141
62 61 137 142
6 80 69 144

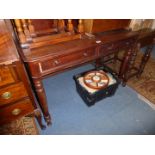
137 45 154 77
95 58 103 68
34 109 46 130
119 48 134 86
33 78 52 125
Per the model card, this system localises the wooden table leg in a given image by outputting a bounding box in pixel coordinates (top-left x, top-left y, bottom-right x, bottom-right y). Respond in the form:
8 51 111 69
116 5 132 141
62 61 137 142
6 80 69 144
95 58 103 68
119 48 134 86
137 45 154 77
34 109 46 130
33 78 52 126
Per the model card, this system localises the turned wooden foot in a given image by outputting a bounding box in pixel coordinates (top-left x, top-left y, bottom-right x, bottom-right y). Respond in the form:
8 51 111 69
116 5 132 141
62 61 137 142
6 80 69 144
34 109 46 130
122 81 126 87
44 115 52 126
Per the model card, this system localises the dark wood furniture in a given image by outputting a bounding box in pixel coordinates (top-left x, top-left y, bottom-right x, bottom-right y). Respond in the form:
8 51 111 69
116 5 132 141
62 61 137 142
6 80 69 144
12 19 84 49
0 20 45 129
102 30 155 83
92 19 131 33
123 30 155 80
13 20 138 125
11 19 155 127
95 30 139 83
84 19 131 33
136 30 155 77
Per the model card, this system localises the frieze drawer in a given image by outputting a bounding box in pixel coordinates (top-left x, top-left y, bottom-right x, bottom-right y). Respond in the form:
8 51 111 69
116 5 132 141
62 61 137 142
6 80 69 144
39 48 97 74
99 42 119 56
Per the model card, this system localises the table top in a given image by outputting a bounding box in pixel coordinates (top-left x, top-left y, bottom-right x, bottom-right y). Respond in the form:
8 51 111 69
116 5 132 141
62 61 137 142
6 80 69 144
21 29 139 62
22 37 97 62
136 30 155 47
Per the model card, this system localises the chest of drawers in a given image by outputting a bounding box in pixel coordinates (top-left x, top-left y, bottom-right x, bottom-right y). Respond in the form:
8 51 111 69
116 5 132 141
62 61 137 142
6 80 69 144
0 63 31 124
0 61 45 129
0 20 45 129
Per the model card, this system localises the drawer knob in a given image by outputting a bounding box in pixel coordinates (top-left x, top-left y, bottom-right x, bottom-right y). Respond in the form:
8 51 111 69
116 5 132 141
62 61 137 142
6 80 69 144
1 92 12 99
54 60 59 65
83 52 88 56
11 108 21 116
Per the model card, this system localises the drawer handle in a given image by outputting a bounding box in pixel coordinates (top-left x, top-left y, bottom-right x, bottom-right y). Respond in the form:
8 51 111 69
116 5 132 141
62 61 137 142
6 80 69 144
11 108 21 116
53 60 60 65
83 52 88 57
1 92 12 99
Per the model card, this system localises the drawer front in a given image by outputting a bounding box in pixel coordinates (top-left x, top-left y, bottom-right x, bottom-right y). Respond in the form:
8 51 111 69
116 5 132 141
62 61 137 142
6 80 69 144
99 42 119 56
0 82 28 106
0 66 17 87
0 98 34 125
39 48 97 74
119 39 135 49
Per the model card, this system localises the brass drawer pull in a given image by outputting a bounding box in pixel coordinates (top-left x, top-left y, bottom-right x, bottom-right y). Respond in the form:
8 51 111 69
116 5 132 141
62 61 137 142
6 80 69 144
11 108 21 116
83 52 88 57
53 60 60 65
1 92 12 99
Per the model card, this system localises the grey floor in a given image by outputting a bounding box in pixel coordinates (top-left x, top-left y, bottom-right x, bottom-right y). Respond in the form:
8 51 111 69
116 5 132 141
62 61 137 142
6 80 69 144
37 63 155 135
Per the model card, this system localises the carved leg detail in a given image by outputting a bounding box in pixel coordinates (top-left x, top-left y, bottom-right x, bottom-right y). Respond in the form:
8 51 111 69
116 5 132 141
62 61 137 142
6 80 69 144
119 48 133 85
33 79 52 125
